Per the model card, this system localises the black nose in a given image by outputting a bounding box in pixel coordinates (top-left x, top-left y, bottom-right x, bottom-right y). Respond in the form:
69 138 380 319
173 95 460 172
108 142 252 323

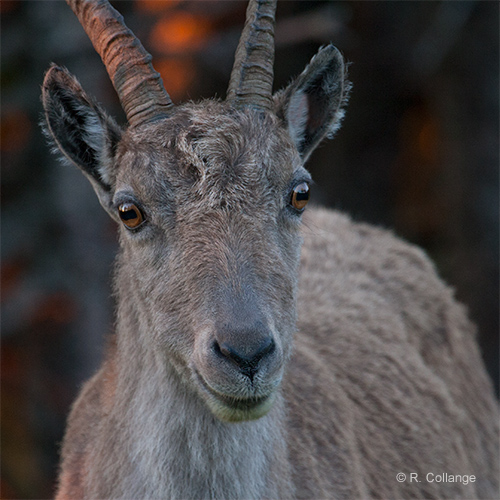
213 325 275 381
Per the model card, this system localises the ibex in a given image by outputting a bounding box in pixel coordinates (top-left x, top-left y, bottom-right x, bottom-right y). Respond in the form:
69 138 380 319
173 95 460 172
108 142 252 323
42 0 498 499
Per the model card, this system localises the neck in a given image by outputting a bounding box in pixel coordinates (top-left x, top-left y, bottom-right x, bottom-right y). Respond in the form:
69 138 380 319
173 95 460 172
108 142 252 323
103 288 294 499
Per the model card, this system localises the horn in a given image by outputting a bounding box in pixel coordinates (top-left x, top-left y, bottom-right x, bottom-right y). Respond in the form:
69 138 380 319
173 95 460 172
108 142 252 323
66 0 174 127
226 0 277 112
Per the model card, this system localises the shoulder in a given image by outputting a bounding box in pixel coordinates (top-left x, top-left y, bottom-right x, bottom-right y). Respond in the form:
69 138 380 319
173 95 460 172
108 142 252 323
300 206 435 280
287 207 498 496
297 206 475 360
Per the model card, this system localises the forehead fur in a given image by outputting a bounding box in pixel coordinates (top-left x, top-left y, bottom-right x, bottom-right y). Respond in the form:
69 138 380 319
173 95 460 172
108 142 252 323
114 101 302 209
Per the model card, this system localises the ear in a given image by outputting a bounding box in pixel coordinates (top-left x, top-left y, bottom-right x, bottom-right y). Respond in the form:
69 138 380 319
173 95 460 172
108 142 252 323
41 65 122 219
274 45 351 162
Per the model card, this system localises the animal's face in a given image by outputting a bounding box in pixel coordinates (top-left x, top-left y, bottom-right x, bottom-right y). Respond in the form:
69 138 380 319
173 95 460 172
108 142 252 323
109 103 308 421
42 20 348 420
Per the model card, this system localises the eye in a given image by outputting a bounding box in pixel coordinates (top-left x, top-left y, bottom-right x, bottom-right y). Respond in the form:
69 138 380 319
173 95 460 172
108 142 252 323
118 203 145 229
290 182 310 211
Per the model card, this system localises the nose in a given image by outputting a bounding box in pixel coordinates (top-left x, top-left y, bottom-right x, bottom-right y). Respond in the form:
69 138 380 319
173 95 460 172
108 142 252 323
213 322 276 381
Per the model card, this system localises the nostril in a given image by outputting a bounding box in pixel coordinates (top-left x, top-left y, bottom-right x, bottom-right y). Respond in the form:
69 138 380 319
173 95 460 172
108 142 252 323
216 341 247 368
212 339 223 358
259 337 275 359
218 342 235 361
212 337 276 380
212 340 238 364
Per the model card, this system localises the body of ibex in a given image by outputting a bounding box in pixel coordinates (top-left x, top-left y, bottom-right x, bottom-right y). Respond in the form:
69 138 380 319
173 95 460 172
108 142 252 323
42 1 498 499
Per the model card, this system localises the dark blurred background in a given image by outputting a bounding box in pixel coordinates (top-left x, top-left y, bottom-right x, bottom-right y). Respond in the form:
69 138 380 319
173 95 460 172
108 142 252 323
1 1 498 498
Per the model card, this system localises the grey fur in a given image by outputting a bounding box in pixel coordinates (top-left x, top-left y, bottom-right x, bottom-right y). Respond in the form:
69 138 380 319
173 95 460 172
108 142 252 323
41 4 498 500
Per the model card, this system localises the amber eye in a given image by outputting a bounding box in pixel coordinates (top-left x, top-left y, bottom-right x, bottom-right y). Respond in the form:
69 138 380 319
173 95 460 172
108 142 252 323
290 182 310 211
118 203 145 229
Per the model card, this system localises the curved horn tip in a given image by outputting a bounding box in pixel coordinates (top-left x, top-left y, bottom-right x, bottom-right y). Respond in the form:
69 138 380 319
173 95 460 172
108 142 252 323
226 0 277 112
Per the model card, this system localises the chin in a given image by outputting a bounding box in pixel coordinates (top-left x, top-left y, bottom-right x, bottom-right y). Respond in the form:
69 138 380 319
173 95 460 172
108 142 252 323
194 371 277 422
206 392 276 422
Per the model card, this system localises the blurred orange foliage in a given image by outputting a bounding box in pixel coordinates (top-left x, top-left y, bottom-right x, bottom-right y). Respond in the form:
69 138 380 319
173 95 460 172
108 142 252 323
394 102 443 239
150 12 211 54
155 58 196 101
1 110 32 152
0 0 19 14
417 118 439 165
1 258 26 303
31 293 78 329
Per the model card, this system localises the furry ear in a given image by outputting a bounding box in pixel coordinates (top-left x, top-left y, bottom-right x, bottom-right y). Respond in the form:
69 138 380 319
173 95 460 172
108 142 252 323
275 45 350 162
42 65 122 217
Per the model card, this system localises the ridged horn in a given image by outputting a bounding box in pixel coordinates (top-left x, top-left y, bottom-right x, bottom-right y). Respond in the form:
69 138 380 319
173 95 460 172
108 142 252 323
66 0 174 127
226 0 277 112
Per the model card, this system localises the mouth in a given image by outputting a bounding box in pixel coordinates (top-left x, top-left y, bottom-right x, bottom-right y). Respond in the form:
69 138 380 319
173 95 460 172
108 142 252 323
194 370 275 422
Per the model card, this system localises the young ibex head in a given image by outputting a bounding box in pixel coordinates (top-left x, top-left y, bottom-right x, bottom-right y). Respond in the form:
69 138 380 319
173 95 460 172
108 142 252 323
42 0 350 422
